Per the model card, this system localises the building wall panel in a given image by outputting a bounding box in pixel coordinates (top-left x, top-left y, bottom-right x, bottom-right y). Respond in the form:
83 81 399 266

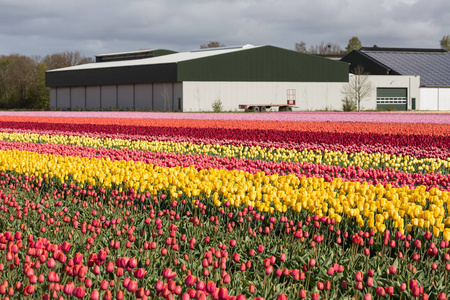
118 84 134 109
420 88 438 110
135 84 153 110
438 88 450 110
173 82 183 111
56 87 71 109
71 87 86 109
50 88 57 108
153 83 173 111
420 87 450 110
86 86 101 110
101 85 117 109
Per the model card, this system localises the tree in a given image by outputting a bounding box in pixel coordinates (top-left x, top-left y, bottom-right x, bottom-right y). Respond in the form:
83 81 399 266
294 41 344 55
440 35 450 51
0 57 12 106
341 65 373 112
0 50 92 110
200 41 225 49
295 41 307 53
346 36 362 53
308 42 343 55
4 54 35 107
43 51 93 70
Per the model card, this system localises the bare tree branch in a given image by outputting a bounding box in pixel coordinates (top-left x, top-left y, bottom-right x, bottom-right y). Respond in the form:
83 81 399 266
341 65 373 111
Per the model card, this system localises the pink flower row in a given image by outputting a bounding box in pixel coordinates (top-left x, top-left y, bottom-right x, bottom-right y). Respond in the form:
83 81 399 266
0 111 450 124
2 140 449 191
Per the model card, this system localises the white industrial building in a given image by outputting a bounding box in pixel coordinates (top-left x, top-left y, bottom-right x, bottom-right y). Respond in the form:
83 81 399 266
342 47 450 111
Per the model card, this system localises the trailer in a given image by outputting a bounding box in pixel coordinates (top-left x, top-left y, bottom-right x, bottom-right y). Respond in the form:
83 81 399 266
238 103 295 112
239 90 296 112
239 100 295 112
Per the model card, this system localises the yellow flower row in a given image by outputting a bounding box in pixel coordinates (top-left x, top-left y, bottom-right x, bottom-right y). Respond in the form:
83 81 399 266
1 149 450 240
0 131 449 175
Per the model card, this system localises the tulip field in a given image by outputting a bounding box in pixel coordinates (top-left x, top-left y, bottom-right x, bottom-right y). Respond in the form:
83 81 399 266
0 111 450 300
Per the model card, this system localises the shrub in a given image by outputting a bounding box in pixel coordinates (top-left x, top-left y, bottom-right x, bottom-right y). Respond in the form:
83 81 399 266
212 99 224 112
342 97 357 111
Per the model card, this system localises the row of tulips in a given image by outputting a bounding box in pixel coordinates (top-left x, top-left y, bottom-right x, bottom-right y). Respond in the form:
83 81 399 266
1 121 450 149
2 126 450 161
0 139 450 193
0 130 449 177
0 172 448 299
1 115 450 136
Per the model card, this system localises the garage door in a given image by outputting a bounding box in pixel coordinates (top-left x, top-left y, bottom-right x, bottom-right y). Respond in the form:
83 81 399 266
376 88 407 111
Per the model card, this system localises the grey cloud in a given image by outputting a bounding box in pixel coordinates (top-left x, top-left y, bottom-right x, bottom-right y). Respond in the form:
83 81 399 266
0 0 448 57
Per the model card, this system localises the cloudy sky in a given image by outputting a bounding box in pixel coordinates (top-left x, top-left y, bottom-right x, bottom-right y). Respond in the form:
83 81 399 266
1 0 449 58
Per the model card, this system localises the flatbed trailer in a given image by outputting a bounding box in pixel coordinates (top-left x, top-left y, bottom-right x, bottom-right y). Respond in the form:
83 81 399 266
239 103 295 112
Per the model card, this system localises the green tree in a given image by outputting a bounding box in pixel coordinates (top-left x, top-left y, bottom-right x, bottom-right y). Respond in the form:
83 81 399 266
346 36 362 53
440 35 450 51
200 41 225 49
0 57 12 106
0 50 91 109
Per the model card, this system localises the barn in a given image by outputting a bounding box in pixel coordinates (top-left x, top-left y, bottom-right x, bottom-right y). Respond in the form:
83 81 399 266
45 45 349 112
341 47 450 111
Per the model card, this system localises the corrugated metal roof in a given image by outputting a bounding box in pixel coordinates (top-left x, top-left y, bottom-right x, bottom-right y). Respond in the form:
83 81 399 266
48 45 259 72
362 50 450 86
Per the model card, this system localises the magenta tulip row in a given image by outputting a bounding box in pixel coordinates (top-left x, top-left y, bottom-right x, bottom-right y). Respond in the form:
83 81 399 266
2 121 450 150
1 111 450 124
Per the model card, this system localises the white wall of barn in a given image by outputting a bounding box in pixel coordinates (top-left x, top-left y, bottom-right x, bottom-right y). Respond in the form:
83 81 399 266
419 87 450 110
182 81 347 112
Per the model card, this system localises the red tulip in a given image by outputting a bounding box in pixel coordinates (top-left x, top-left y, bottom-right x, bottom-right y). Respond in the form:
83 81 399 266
386 286 394 295
276 294 287 300
63 282 75 295
181 293 190 300
90 290 99 300
389 265 397 274
73 286 85 298
375 287 385 296
162 268 177 279
218 287 228 300
206 281 216 294
115 290 123 300
355 271 364 282
134 268 147 279
249 284 255 294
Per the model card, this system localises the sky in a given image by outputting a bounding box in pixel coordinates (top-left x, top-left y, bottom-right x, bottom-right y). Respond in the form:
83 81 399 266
0 0 449 59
